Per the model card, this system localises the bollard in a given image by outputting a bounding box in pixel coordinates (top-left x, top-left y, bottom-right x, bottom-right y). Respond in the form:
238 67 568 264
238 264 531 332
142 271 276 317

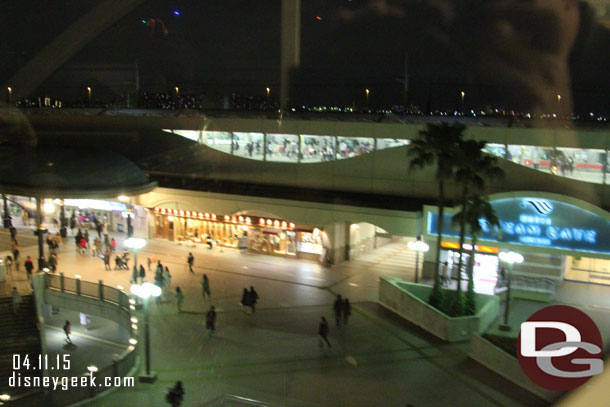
60 273 65 292
98 280 104 301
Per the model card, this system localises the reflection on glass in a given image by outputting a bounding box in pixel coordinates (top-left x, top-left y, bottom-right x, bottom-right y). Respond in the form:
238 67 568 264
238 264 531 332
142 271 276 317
266 133 299 162
202 131 232 153
301 134 335 162
336 137 374 160
232 132 264 160
376 138 409 150
483 143 506 158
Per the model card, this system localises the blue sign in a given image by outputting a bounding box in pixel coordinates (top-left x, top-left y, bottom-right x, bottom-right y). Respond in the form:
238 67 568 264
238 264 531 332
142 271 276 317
427 198 610 255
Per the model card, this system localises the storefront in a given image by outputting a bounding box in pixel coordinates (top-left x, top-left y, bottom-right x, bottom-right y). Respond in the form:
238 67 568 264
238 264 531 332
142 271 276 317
151 207 326 262
424 193 610 292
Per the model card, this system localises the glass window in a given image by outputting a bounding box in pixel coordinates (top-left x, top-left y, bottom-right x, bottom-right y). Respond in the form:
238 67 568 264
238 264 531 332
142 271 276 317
266 133 299 162
376 138 410 150
202 131 232 154
483 143 506 158
556 147 605 184
232 132 265 160
336 137 374 160
301 135 335 162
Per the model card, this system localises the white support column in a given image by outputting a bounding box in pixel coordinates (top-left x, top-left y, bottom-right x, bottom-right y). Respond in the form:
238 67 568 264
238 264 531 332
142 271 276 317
281 0 301 111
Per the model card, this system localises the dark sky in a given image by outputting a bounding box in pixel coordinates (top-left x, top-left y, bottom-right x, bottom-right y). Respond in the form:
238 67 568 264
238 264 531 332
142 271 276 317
3 0 610 113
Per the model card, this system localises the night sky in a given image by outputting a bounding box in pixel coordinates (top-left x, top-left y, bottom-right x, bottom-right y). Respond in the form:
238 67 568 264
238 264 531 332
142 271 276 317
3 0 610 113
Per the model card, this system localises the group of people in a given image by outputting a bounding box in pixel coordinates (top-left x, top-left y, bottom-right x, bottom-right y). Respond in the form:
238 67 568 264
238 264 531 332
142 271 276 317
240 286 259 314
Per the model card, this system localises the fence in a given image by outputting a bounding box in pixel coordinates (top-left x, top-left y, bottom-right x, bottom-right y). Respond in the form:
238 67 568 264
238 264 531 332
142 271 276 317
8 273 138 407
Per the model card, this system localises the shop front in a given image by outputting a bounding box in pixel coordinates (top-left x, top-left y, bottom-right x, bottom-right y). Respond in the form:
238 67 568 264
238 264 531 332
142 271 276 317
425 193 610 293
151 207 326 262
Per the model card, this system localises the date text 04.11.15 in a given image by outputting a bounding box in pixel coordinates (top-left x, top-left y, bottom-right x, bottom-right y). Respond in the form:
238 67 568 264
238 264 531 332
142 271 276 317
12 354 71 371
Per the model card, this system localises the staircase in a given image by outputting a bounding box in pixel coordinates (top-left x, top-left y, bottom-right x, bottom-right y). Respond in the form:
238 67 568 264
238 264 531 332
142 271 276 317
0 295 42 394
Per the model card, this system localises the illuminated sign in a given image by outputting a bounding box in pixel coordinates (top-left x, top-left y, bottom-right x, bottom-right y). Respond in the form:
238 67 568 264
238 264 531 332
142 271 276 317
427 198 610 255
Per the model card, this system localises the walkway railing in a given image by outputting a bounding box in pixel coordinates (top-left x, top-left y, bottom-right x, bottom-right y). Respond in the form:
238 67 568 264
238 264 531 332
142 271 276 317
7 273 138 407
494 275 557 295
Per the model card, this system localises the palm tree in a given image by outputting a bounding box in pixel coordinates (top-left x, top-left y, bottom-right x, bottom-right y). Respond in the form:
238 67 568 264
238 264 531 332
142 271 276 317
407 123 464 307
453 140 504 311
453 195 499 315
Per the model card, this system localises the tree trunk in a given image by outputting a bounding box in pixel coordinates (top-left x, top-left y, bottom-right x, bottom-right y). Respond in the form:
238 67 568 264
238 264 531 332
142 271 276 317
434 182 445 285
456 185 468 302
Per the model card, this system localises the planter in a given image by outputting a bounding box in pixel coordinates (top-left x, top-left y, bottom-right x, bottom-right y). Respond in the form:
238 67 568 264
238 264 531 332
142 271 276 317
378 277 499 342
469 334 562 402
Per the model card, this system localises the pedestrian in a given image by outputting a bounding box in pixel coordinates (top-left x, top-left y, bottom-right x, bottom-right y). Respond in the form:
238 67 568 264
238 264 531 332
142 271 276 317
47 253 57 273
241 288 251 313
154 271 163 304
79 236 87 254
206 305 216 335
104 250 111 271
5 255 13 274
63 320 72 344
163 267 171 288
11 243 20 271
147 257 152 271
318 317 331 348
342 298 351 325
175 287 184 312
156 260 163 275
248 286 259 313
139 264 146 283
102 223 108 240
84 230 89 248
110 238 117 252
12 287 22 315
166 381 184 407
9 225 17 242
96 222 102 238
187 252 194 273
24 256 34 279
201 274 211 300
333 295 343 327
75 229 82 246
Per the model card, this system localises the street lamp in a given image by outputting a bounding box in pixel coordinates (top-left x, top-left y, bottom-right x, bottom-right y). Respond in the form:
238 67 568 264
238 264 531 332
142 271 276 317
130 282 162 383
365 88 370 108
460 91 465 113
266 87 270 100
125 237 146 276
408 237 429 284
498 251 524 331
174 86 179 96
7 87 12 105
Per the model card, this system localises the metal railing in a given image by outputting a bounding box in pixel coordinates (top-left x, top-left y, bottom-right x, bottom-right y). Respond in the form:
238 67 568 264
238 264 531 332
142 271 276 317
7 274 138 407
494 274 557 295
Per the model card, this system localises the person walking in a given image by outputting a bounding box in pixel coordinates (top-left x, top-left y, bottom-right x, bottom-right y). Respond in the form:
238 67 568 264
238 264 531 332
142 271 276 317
5 255 13 275
79 236 87 255
248 286 259 313
110 238 117 252
333 295 343 327
318 317 331 348
24 256 34 279
241 288 251 313
84 230 89 248
12 287 22 315
63 320 72 344
104 250 111 271
154 269 164 304
166 381 184 407
147 257 152 271
47 253 57 273
11 242 20 271
187 252 194 273
206 305 216 335
139 264 146 283
175 287 184 312
9 225 17 242
342 298 352 325
201 274 211 300
102 223 108 241
69 214 76 236
163 267 171 288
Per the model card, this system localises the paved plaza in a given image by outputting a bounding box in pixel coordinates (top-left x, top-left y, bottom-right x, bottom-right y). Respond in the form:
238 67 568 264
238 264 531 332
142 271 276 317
3 226 610 407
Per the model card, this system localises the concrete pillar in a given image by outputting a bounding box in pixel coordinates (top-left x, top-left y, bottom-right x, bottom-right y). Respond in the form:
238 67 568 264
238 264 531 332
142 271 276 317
325 222 350 265
281 0 301 110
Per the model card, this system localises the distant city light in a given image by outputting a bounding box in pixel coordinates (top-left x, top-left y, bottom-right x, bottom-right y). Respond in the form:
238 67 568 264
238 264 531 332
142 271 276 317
141 19 146 24
173 10 181 16
316 16 322 20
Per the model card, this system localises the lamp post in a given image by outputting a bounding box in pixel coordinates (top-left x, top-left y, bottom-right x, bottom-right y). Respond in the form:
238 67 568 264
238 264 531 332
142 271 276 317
130 282 161 383
7 87 12 105
125 237 146 279
408 237 429 284
266 87 270 100
498 251 524 331
2 194 11 228
87 87 92 105
365 88 370 109
460 91 465 113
